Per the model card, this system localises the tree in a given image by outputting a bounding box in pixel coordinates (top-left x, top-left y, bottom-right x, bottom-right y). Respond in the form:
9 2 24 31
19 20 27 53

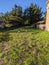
10 4 22 17
2 12 9 24
23 4 43 25
9 4 23 26
2 4 23 27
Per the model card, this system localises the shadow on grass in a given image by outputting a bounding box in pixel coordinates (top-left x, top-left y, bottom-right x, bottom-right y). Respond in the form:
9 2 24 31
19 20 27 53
0 26 43 35
0 32 10 42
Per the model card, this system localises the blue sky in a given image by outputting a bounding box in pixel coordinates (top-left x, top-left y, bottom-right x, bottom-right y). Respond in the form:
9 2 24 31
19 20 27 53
0 0 46 13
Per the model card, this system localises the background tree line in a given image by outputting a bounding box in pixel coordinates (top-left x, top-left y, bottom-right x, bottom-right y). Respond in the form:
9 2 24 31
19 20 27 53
1 4 44 27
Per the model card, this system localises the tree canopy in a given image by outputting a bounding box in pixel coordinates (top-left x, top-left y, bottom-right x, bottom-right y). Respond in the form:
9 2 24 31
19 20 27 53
23 4 43 25
2 4 43 27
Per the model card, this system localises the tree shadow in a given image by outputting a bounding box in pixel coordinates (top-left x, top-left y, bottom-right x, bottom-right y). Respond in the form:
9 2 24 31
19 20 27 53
0 32 10 42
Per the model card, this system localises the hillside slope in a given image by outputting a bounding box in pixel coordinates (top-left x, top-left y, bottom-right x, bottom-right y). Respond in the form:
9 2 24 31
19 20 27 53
0 28 49 65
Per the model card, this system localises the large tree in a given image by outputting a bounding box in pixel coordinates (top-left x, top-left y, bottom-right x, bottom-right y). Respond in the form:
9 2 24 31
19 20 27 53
9 4 23 26
10 4 22 17
23 4 43 25
2 4 23 27
2 12 9 24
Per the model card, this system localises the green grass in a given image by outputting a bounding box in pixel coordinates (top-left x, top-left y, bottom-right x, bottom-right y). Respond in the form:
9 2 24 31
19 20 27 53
0 27 49 65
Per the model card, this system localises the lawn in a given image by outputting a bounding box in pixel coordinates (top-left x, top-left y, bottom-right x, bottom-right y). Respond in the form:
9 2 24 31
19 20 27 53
0 27 49 65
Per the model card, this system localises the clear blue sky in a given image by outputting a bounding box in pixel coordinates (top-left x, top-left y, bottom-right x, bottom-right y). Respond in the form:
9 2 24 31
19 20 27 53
0 0 46 13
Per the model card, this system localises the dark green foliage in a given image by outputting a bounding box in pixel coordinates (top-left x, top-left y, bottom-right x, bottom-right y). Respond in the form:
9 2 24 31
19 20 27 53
9 4 23 25
10 4 22 17
2 12 9 24
2 4 23 27
2 4 43 27
23 4 43 25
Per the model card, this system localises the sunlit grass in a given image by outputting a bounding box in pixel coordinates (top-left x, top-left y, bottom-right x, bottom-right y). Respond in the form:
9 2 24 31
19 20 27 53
0 28 49 65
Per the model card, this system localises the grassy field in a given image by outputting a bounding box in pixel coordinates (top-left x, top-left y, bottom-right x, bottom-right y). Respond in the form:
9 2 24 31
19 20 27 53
0 27 49 65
